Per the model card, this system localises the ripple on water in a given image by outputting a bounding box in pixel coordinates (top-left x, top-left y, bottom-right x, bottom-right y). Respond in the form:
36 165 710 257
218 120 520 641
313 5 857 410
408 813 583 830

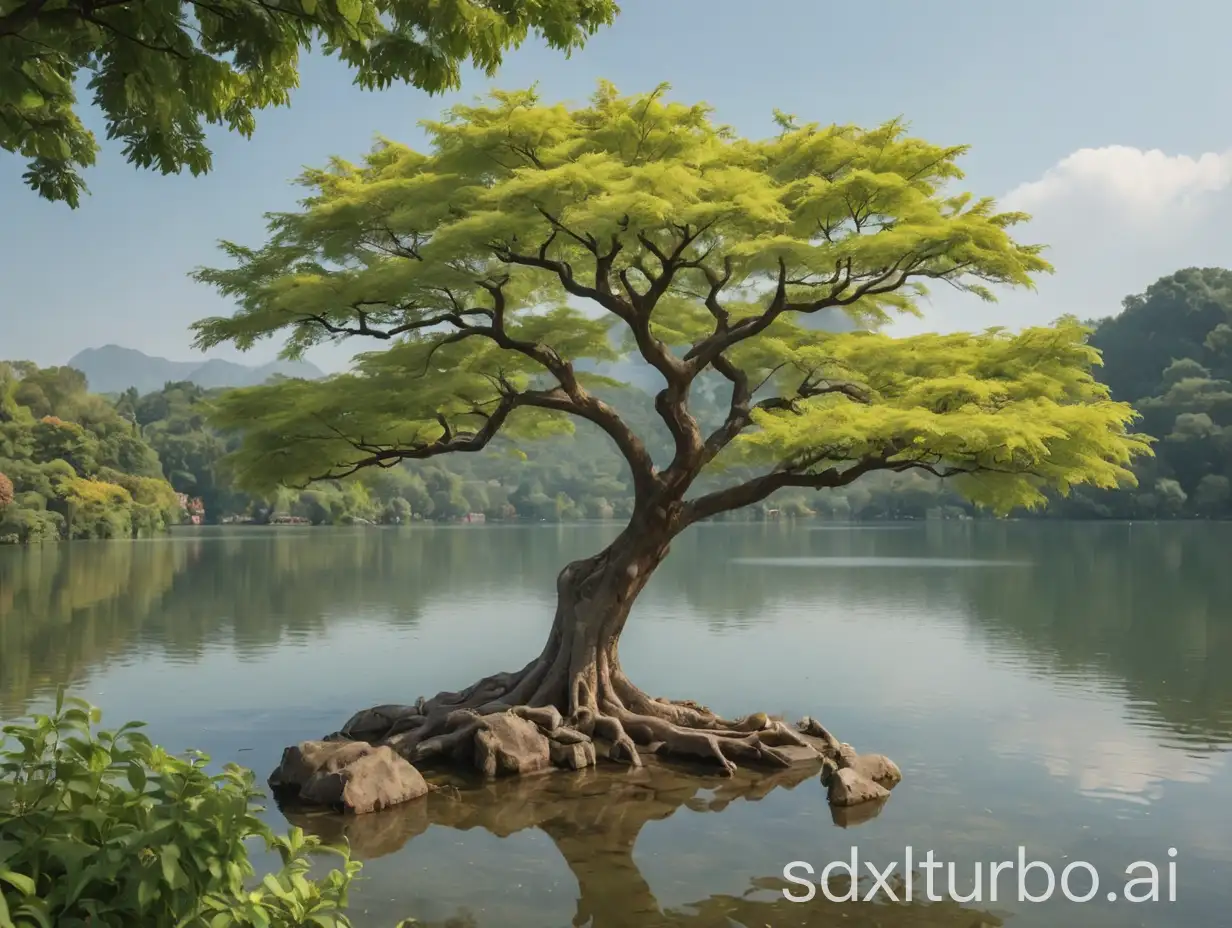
730 556 1032 568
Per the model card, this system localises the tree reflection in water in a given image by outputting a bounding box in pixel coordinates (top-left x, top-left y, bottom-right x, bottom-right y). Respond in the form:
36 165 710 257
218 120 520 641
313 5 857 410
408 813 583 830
285 757 1002 928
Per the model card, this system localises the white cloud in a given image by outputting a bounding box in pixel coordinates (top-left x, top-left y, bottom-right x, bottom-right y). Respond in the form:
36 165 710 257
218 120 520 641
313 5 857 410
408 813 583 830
1002 146 1232 219
891 145 1232 336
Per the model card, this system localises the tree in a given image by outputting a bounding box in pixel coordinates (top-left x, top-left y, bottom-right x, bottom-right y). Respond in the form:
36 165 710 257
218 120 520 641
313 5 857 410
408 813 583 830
1091 267 1232 404
0 361 182 543
1084 267 1232 516
0 0 617 207
0 471 12 510
192 84 1150 778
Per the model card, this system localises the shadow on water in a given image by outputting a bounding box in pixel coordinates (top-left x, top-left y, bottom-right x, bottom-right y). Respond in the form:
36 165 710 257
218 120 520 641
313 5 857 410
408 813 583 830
284 758 1003 928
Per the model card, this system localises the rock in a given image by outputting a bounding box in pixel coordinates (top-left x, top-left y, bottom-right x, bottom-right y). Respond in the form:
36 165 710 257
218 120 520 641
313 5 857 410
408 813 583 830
831 795 888 827
797 716 841 751
850 752 902 787
819 754 840 785
771 743 823 767
550 739 597 770
733 712 770 732
827 767 890 807
473 713 552 778
270 740 368 791
270 740 429 814
835 742 859 768
512 705 563 731
546 727 591 746
341 704 421 740
302 749 430 814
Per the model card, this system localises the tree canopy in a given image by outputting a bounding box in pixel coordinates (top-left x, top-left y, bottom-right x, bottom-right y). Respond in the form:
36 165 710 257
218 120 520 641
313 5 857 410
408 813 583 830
192 83 1151 520
0 360 182 542
0 0 616 206
1060 266 1232 518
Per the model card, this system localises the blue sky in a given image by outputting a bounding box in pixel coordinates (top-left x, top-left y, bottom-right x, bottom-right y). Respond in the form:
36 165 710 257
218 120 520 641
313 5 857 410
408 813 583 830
4 0 1232 372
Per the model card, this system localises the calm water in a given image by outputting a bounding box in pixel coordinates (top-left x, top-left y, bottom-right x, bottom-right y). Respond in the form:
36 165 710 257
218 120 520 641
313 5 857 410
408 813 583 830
2 521 1231 927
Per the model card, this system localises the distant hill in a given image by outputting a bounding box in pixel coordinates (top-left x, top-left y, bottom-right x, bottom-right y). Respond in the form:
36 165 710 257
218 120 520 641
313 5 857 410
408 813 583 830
67 345 325 394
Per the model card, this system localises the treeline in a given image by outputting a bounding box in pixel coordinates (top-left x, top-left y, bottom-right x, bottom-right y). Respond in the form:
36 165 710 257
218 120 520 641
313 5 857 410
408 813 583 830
0 363 182 543
2 267 1229 541
122 377 656 526
1048 266 1232 519
98 368 933 527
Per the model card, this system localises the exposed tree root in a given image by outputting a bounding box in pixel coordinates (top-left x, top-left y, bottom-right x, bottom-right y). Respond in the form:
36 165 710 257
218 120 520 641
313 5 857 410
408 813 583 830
335 657 837 779
321 544 888 787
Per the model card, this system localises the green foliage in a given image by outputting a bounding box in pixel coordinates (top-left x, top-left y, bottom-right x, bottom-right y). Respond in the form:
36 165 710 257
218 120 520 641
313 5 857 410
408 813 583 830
0 362 182 543
1044 267 1232 519
191 83 1147 519
731 320 1150 513
1 0 617 207
134 380 256 520
0 690 361 927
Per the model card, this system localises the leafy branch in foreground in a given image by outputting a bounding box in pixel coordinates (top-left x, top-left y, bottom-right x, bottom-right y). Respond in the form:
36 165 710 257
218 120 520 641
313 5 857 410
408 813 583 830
188 83 1153 785
0 0 617 206
0 690 369 927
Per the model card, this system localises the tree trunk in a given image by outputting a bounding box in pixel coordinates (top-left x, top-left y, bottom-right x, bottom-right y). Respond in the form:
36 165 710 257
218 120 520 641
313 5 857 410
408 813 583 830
526 520 672 723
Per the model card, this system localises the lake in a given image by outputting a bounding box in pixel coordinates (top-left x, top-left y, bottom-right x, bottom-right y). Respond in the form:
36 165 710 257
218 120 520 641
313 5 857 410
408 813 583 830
2 521 1230 927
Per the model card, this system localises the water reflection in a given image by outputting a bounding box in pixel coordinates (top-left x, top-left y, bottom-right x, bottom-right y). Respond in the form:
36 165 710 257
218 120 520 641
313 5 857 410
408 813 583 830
3 522 1231 926
663 522 1232 751
286 759 1001 928
3 522 1231 753
730 556 1030 567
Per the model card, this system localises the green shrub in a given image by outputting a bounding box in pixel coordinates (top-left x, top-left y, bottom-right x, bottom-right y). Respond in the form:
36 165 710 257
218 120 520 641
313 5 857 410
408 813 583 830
0 691 363 927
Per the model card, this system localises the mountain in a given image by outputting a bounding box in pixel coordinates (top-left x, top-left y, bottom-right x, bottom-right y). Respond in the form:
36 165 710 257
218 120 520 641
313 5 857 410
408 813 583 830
66 345 325 394
68 307 855 395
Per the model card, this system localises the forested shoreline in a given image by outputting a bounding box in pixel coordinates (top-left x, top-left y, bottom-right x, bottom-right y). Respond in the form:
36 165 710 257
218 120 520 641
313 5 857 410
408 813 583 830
3 266 1230 544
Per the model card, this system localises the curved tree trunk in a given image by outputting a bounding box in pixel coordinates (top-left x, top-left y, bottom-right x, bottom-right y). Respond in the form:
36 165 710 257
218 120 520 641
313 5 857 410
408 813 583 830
524 521 671 721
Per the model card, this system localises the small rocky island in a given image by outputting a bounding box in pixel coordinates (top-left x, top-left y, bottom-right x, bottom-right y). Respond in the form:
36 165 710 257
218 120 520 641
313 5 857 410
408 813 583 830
268 704 901 815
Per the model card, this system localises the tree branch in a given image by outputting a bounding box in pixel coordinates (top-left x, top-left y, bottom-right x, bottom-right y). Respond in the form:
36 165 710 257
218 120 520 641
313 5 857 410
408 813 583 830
474 278 660 500
0 0 54 38
293 305 485 341
683 251 972 375
294 277 660 500
695 357 872 471
495 224 688 385
293 387 551 483
680 446 905 526
494 229 702 482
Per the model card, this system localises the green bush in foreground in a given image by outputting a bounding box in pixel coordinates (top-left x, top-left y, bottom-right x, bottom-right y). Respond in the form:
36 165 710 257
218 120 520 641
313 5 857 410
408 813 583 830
0 691 372 928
